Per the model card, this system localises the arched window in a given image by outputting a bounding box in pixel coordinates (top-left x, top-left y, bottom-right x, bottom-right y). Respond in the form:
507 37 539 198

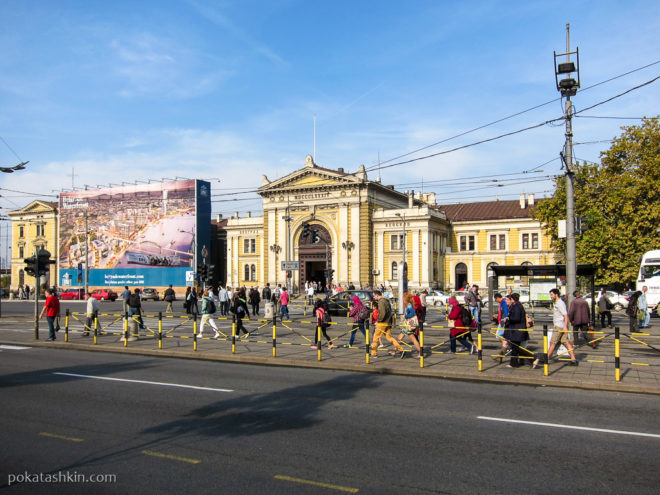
392 261 398 280
250 264 257 281
244 264 250 281
455 262 468 290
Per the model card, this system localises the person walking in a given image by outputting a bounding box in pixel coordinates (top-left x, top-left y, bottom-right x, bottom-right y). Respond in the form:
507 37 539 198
597 289 613 328
446 297 477 354
420 290 428 323
346 295 368 348
249 287 261 316
396 293 422 358
120 285 131 315
626 291 642 333
639 286 650 329
279 287 290 322
218 285 230 316
311 299 334 349
492 293 509 361
464 285 482 325
232 289 251 337
128 288 145 330
533 289 578 368
39 288 60 341
568 290 595 348
163 284 175 313
84 291 99 336
198 289 220 339
370 290 404 358
504 293 529 367
261 283 272 307
187 287 198 317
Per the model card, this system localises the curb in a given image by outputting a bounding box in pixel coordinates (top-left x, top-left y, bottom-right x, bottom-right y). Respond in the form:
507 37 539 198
3 339 659 396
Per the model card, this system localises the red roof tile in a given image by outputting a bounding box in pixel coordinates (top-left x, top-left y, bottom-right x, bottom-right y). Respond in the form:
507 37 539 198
434 199 544 222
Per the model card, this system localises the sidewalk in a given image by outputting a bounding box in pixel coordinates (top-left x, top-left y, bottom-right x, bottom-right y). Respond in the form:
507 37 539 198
1 312 659 395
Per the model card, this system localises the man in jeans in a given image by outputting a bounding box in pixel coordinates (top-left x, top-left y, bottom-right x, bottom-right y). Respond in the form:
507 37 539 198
370 290 404 358
464 285 482 325
39 288 60 341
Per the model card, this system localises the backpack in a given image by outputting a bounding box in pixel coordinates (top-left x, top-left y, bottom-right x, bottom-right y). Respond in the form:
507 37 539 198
236 303 245 316
459 306 473 329
129 293 140 308
357 305 370 321
206 298 216 314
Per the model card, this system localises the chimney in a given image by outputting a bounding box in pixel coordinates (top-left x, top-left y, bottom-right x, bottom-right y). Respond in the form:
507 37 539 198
528 193 535 206
216 213 223 222
338 167 344 173
519 193 526 209
234 211 239 218
247 211 251 218
409 189 414 208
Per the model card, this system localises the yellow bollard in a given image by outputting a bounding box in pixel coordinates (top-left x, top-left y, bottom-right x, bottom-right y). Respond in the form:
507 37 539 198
615 326 620 382
543 325 549 377
420 325 424 368
272 317 277 357
477 325 482 372
193 316 198 352
365 326 370 364
317 325 322 361
94 315 98 345
232 316 236 354
65 309 69 343
158 312 163 350
123 312 128 347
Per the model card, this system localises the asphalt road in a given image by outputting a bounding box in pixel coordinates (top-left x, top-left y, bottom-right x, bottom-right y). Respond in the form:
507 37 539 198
1 346 658 494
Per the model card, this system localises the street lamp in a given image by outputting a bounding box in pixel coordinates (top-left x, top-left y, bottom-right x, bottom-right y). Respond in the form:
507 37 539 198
395 213 407 315
270 244 282 286
341 241 354 286
283 199 304 293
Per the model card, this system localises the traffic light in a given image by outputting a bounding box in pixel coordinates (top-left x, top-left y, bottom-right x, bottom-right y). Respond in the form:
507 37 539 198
207 264 215 284
311 228 320 243
286 270 292 278
327 268 335 281
37 248 55 276
301 222 311 238
24 256 37 277
197 263 208 281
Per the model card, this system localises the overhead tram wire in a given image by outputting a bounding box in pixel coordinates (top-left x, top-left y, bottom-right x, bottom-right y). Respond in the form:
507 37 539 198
365 75 660 174
368 60 660 171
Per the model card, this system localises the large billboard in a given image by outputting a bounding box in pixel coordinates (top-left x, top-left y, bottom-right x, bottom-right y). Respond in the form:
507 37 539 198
59 179 211 287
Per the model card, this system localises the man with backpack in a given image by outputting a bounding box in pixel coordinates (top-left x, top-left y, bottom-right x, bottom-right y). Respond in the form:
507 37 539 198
370 290 404 358
198 289 220 339
232 289 251 337
128 288 145 330
262 283 272 305
464 285 482 325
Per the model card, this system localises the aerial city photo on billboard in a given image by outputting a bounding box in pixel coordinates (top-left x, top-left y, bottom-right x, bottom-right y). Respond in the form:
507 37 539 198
58 179 211 287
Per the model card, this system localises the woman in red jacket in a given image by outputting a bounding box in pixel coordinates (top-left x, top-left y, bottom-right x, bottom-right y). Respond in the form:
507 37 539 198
446 297 477 354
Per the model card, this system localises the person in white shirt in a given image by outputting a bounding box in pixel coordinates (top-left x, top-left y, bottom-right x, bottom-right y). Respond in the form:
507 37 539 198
84 292 100 336
533 288 577 368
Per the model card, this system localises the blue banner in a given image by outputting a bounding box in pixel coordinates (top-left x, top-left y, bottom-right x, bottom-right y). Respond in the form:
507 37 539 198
60 267 192 287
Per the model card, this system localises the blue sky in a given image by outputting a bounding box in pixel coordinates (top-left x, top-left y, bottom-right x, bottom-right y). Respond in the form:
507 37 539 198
0 0 658 221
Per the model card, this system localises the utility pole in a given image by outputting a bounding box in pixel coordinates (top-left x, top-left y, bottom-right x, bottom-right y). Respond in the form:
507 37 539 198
395 213 407 315
84 211 89 296
554 23 580 306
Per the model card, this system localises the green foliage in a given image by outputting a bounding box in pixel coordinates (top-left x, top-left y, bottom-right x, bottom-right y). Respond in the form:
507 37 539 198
534 117 660 288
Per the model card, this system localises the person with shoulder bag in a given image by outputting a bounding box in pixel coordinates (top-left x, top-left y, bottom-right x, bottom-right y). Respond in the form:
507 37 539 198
395 293 422 358
312 299 334 349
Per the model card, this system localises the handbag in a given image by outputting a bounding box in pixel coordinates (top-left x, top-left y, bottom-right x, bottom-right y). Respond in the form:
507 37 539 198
406 315 419 328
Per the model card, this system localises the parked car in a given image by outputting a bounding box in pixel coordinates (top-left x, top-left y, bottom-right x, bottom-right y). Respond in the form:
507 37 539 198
585 290 628 311
426 290 450 308
58 288 85 300
0 288 9 298
326 290 374 316
90 288 118 301
141 288 160 301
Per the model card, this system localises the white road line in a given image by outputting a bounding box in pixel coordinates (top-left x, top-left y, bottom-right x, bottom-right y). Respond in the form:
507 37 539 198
0 344 31 350
477 416 660 439
53 372 233 393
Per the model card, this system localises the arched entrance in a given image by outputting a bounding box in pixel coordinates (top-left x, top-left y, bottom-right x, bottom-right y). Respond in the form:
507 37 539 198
298 224 331 291
455 262 468 290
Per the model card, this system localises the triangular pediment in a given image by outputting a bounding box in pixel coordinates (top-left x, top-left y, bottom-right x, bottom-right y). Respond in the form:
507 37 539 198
258 165 362 195
7 200 57 216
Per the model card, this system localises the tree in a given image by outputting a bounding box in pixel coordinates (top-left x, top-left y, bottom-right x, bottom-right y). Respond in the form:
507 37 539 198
534 117 660 288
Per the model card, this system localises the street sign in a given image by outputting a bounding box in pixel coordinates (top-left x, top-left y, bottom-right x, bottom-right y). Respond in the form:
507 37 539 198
281 261 299 270
186 271 195 287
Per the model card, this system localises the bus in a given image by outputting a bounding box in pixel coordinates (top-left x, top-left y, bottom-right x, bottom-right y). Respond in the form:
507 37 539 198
637 250 660 314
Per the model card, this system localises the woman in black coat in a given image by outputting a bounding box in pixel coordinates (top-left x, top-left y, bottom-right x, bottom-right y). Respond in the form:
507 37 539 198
504 293 528 368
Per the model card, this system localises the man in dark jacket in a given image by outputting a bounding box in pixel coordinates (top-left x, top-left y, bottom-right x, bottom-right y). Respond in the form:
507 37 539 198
249 287 261 316
568 290 595 348
504 293 529 368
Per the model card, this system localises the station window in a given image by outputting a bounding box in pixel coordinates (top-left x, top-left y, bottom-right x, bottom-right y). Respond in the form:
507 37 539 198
460 235 475 251
390 234 404 250
243 238 256 254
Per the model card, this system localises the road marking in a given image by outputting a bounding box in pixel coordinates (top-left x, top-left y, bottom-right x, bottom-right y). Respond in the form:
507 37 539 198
0 344 31 350
274 475 359 493
142 450 201 464
53 372 233 393
39 432 84 442
477 416 660 439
